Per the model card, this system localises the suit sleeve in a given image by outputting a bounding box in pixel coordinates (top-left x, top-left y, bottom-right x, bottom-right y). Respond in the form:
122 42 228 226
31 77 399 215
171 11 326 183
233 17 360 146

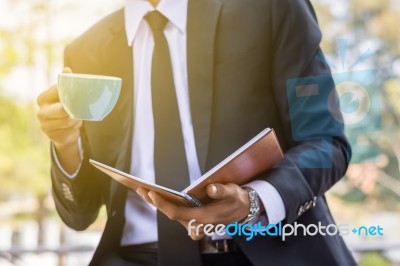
50 47 105 231
262 0 351 224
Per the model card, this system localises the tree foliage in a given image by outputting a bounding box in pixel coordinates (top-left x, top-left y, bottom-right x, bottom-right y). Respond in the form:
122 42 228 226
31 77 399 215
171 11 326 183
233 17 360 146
314 0 400 208
0 94 50 200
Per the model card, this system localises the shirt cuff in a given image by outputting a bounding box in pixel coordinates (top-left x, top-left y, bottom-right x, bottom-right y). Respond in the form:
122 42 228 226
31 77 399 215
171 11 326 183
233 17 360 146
51 137 84 180
245 180 286 225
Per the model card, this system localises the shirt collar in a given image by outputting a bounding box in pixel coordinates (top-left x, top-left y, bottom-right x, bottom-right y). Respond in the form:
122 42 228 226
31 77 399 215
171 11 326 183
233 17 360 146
124 0 188 46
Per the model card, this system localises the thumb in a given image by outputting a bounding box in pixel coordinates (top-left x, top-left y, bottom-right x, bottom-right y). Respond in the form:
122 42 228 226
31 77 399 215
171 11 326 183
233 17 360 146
37 67 73 106
207 183 226 200
62 67 72 74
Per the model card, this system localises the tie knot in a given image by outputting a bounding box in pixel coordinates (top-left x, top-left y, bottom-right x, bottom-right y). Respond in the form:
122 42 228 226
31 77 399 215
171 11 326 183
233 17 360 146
145 11 168 32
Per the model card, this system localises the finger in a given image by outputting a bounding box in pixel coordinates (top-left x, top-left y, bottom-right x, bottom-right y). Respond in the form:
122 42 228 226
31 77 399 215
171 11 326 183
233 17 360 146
46 125 81 142
41 117 82 133
191 233 206 241
148 191 186 221
148 192 215 223
151 192 213 223
37 85 59 106
183 221 206 240
51 128 81 148
176 220 205 240
41 119 81 141
136 188 154 205
63 67 72 74
207 183 229 200
38 102 71 121
189 231 206 240
148 190 240 225
37 68 72 106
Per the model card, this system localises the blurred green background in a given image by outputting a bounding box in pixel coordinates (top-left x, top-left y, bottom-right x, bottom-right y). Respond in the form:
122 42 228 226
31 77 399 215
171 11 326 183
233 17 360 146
0 0 399 265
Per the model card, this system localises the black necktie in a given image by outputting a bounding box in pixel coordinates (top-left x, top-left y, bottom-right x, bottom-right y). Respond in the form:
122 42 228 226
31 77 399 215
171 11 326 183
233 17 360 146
145 11 201 266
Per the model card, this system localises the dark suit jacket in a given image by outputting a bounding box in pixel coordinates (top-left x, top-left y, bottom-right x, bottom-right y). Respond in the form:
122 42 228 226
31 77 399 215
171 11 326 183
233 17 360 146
51 0 356 265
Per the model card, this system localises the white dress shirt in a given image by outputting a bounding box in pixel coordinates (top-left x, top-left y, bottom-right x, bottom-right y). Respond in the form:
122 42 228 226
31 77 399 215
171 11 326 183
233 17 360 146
54 0 286 246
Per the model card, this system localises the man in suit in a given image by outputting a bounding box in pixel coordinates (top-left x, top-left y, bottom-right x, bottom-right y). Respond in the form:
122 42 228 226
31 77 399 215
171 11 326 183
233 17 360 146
37 0 356 265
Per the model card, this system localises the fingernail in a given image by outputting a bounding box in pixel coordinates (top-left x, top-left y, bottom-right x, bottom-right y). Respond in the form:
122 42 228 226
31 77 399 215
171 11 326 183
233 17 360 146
211 184 217 194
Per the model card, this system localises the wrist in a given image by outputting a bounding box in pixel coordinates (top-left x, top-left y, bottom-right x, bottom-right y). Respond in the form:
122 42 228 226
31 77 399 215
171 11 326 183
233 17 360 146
53 138 83 175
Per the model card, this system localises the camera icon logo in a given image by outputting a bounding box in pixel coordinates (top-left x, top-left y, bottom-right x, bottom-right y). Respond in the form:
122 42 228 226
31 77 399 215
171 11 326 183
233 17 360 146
332 81 370 125
286 39 381 167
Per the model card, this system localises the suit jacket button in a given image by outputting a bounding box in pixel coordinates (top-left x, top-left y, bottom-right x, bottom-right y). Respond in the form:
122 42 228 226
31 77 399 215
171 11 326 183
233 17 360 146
62 183 71 192
297 206 304 216
111 210 117 217
65 195 74 202
313 196 317 207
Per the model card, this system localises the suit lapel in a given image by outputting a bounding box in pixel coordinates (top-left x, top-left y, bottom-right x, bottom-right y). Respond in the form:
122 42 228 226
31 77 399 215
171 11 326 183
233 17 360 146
187 0 222 173
90 11 133 264
103 9 134 204
105 9 134 139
